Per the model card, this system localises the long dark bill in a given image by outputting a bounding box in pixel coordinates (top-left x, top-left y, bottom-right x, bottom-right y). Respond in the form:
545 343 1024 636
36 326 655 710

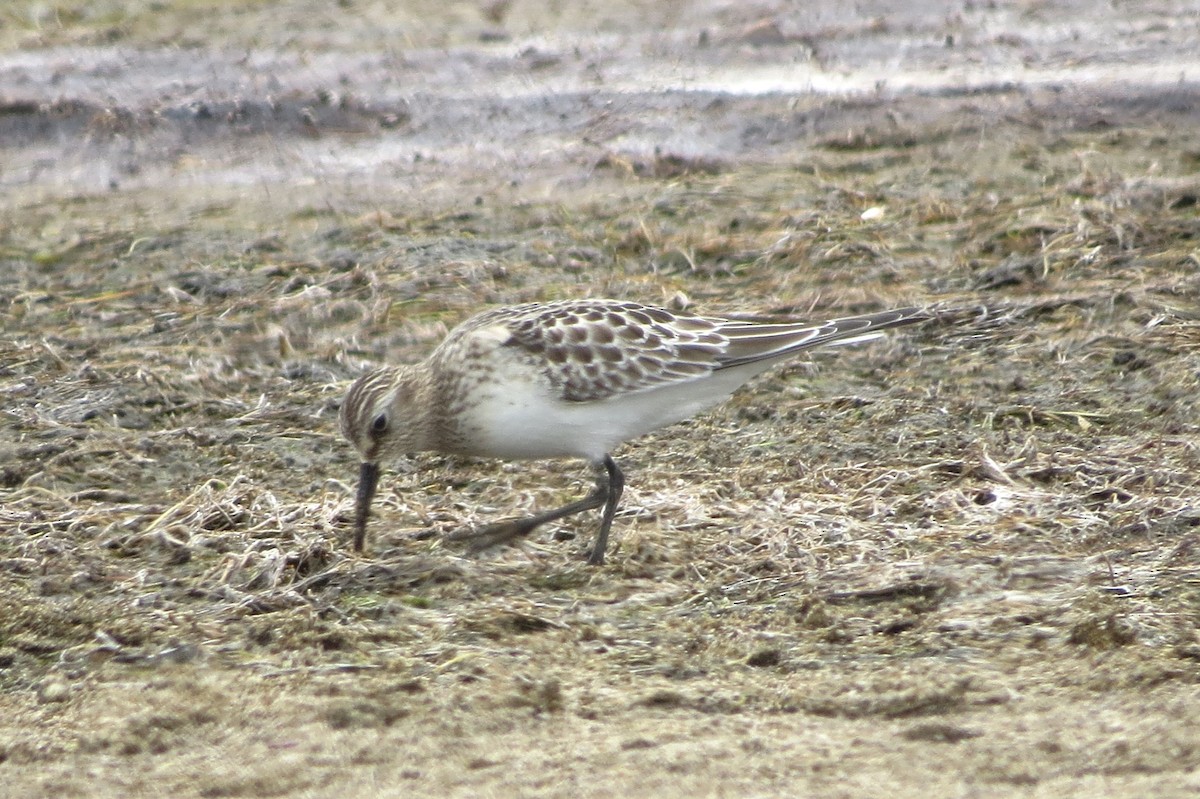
353 461 381 553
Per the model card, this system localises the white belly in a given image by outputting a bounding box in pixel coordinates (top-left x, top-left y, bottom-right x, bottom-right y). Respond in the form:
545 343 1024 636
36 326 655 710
459 364 766 461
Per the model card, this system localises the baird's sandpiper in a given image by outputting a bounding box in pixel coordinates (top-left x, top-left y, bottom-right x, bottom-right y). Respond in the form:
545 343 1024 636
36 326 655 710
341 299 926 565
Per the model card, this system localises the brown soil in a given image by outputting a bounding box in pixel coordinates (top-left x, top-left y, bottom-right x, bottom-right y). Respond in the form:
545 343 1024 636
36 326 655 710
2 1 1200 797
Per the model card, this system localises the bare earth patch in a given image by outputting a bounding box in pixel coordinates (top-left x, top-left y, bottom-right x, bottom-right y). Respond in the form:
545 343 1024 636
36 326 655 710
2 1 1200 797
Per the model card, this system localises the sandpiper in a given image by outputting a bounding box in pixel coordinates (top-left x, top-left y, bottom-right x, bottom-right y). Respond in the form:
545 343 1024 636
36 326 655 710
340 299 926 565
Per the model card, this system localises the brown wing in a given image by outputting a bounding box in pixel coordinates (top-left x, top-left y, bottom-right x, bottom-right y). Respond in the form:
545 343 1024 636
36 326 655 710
715 307 927 368
492 300 728 402
466 300 925 403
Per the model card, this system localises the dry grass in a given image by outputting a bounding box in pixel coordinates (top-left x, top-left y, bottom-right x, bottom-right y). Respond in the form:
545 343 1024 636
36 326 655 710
3 62 1200 797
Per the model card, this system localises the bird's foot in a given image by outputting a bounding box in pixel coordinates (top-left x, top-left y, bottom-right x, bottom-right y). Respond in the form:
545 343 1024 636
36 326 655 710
445 517 543 553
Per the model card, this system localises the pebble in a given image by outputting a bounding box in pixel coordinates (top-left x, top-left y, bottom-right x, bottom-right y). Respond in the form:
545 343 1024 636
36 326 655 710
38 679 71 704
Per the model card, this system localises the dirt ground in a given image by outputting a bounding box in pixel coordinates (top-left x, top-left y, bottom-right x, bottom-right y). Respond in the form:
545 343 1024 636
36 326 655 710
3 1 1200 797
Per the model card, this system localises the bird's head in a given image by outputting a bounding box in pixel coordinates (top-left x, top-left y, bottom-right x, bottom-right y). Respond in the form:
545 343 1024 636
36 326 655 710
339 367 423 552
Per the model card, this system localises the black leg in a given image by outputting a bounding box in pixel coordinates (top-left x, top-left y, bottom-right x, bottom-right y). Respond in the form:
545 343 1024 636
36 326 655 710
447 455 623 566
587 455 623 566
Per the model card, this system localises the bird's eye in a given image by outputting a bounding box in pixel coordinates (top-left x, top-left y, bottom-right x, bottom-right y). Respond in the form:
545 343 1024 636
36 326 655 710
371 414 388 434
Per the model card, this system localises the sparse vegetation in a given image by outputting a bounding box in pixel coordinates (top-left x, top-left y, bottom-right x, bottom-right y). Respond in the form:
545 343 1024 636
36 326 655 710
2 1 1200 796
